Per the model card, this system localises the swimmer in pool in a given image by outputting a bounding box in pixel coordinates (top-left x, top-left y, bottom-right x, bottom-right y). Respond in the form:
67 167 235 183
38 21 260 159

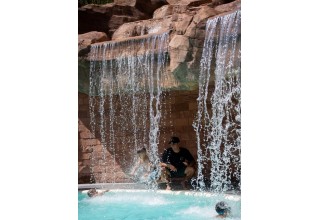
215 201 231 218
87 188 109 197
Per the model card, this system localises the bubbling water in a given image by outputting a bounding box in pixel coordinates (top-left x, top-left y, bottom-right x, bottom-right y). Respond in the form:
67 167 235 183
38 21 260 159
193 10 241 192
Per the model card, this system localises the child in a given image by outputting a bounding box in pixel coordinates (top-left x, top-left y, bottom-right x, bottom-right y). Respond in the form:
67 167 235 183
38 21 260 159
130 148 169 185
129 148 152 182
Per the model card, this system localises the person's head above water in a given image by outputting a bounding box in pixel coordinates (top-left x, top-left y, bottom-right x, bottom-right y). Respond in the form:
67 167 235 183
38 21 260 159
87 188 97 197
215 201 231 216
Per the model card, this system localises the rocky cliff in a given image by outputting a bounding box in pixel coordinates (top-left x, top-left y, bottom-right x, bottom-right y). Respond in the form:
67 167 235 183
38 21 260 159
79 0 241 93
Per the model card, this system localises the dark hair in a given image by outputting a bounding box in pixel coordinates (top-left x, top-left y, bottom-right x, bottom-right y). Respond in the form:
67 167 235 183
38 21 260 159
87 189 97 197
137 147 146 154
215 201 230 215
168 136 180 144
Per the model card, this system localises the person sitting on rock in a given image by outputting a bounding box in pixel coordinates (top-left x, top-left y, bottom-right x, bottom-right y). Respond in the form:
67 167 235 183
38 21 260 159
161 136 195 190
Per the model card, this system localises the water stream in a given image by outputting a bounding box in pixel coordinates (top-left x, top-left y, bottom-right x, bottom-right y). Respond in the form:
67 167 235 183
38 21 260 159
193 10 241 192
88 33 169 183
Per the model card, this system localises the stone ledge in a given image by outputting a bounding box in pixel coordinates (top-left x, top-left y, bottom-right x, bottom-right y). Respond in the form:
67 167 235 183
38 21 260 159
78 183 149 189
88 32 169 61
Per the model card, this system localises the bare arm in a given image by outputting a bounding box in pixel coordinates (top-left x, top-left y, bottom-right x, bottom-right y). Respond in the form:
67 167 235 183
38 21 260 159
160 162 177 172
130 159 141 175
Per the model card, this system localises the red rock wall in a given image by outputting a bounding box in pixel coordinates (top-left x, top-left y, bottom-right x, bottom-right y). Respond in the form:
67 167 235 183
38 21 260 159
78 90 200 183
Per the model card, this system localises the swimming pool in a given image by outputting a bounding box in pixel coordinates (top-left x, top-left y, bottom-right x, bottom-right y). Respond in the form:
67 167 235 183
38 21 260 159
78 189 241 220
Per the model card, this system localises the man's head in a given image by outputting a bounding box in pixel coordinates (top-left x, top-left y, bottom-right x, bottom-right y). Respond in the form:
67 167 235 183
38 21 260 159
215 201 231 216
87 188 97 197
168 136 180 145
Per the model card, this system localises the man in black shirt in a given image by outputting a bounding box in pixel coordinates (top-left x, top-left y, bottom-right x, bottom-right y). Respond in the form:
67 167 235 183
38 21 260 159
161 136 195 190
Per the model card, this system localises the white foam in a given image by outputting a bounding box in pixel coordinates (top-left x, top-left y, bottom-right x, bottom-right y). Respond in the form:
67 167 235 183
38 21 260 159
82 191 172 206
176 206 215 218
81 189 241 201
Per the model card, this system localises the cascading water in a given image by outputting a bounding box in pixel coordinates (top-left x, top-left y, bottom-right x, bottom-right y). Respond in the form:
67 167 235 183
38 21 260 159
88 33 169 183
193 10 241 192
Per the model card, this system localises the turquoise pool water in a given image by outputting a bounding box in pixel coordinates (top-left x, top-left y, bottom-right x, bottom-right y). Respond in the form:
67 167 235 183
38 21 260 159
78 190 241 220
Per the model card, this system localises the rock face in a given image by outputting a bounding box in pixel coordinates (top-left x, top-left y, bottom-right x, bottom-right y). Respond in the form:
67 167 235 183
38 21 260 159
166 0 211 6
214 0 241 13
89 33 169 61
79 0 241 89
78 3 150 37
169 0 240 81
78 31 109 56
153 5 173 18
169 35 191 71
112 17 173 40
79 0 240 88
114 0 167 15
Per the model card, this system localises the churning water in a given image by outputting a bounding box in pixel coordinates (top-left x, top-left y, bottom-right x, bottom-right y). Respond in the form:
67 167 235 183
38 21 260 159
78 190 241 220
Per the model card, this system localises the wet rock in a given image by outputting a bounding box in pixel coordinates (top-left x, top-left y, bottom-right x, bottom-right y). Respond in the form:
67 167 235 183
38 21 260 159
214 0 241 13
112 17 172 40
169 35 191 70
78 31 109 56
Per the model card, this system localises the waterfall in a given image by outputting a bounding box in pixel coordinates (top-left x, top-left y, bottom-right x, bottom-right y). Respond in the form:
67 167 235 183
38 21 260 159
88 33 169 183
193 10 241 192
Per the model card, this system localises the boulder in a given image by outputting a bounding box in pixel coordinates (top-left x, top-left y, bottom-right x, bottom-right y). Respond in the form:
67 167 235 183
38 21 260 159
78 31 109 56
214 0 241 13
108 15 143 35
169 35 191 70
192 5 217 24
173 13 193 35
78 4 150 36
112 17 172 40
114 0 137 6
114 0 167 16
211 0 236 6
153 5 173 19
184 5 217 39
166 0 211 6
